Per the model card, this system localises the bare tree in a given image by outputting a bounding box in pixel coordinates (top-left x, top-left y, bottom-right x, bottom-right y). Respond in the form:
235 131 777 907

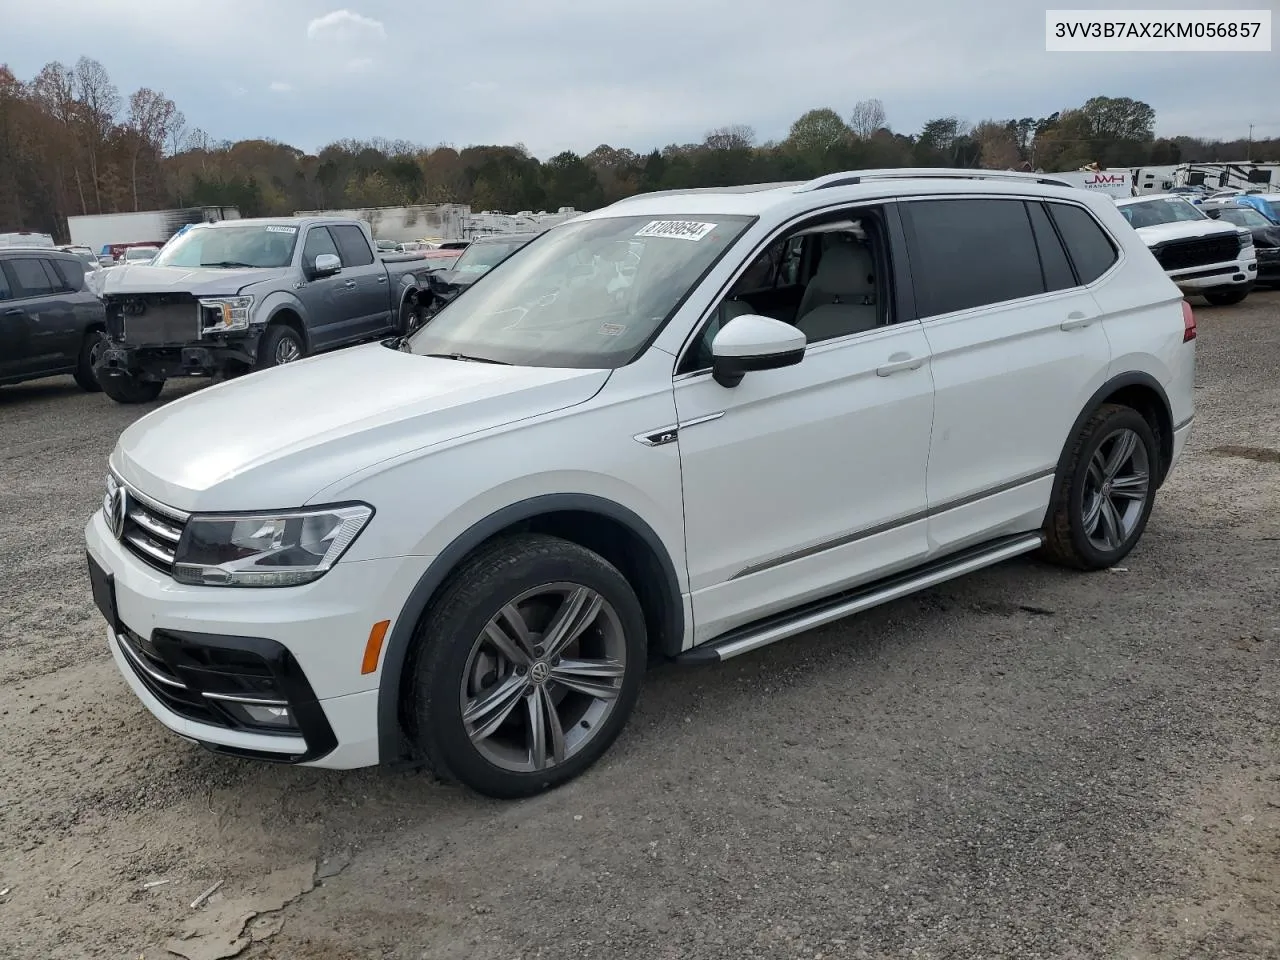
127 87 178 209
849 98 887 140
704 125 755 151
167 109 187 157
71 57 119 212
31 61 89 215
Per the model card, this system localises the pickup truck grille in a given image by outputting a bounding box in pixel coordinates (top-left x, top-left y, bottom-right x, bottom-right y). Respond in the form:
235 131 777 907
106 293 200 346
1153 235 1241 271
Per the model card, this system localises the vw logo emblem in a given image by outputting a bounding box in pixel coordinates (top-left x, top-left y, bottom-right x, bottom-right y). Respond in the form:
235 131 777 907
108 486 128 540
530 661 550 684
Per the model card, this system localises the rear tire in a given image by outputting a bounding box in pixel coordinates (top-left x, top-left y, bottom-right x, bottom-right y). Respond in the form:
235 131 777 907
1203 287 1248 306
1040 403 1159 571
407 534 647 799
99 373 164 404
255 324 306 370
73 329 106 393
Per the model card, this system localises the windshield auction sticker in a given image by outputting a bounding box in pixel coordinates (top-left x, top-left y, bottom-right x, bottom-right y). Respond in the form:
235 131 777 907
265 225 298 234
634 220 718 241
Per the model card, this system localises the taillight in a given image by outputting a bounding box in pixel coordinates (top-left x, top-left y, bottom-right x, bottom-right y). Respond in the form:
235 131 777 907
1182 300 1197 342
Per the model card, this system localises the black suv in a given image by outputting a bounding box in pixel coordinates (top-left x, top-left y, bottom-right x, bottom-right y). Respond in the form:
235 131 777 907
0 248 107 392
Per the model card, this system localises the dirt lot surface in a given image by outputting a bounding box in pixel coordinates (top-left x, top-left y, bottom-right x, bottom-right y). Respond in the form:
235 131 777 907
1 292 1278 960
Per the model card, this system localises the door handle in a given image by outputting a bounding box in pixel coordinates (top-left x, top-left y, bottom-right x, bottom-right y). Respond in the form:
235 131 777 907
343 280 357 289
3 308 22 317
1060 311 1096 331
875 353 925 377
376 275 388 283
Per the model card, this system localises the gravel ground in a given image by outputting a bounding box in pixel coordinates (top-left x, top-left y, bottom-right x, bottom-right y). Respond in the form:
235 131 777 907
1 292 1277 960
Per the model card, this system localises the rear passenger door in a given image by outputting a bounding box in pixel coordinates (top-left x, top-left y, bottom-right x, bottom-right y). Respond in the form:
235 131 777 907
329 224 392 339
0 262 34 381
900 196 1115 555
1 256 74 376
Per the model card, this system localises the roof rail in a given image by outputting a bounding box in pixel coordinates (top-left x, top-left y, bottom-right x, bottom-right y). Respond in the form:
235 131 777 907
607 181 802 206
795 169 1074 191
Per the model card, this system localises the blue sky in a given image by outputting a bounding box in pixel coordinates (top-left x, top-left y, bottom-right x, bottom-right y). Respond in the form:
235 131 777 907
4 0 1276 157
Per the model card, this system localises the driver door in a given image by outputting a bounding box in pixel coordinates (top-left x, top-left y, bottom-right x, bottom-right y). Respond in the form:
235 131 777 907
296 226 356 349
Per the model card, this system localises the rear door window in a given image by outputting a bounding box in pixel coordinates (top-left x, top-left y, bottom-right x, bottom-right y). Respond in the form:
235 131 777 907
45 258 82 292
1026 202 1077 292
330 225 375 267
901 198 1045 317
1047 203 1119 285
9 257 55 298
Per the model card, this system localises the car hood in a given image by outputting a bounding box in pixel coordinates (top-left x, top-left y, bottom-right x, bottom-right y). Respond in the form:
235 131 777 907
98 264 292 297
111 343 610 512
1132 220 1240 246
429 269 478 290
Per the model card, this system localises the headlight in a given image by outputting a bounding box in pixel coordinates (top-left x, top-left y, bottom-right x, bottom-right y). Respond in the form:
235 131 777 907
172 503 373 587
199 296 254 333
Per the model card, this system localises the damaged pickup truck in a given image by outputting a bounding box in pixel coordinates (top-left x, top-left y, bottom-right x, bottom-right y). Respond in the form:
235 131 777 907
94 217 436 403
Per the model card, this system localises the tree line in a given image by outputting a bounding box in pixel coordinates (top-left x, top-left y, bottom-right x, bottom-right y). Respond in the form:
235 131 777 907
1 58 1276 242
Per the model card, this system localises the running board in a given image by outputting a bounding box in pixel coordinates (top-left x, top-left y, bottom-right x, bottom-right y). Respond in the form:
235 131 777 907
677 533 1045 664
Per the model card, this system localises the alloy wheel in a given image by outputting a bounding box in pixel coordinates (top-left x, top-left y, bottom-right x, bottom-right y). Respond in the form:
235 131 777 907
1081 427 1150 552
459 582 628 774
275 337 301 364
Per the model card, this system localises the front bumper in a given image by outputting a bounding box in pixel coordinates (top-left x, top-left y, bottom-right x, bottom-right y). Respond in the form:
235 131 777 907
85 509 427 768
1167 255 1257 292
98 335 262 380
1256 247 1280 283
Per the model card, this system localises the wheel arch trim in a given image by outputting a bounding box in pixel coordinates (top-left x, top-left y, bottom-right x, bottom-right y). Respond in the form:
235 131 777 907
1047 370 1175 519
375 493 685 764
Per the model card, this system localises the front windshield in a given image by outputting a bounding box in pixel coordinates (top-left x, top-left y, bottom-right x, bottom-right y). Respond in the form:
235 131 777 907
125 247 157 261
452 239 531 276
152 224 299 268
1214 207 1270 229
1119 198 1207 228
409 214 753 369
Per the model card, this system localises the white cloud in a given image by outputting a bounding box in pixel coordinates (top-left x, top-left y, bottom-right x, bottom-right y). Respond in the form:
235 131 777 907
306 9 386 42
269 81 293 93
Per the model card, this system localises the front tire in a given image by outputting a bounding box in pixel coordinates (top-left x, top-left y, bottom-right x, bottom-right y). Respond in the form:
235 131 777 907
1040 403 1159 571
398 294 426 335
407 534 647 799
73 329 106 392
255 324 306 370
99 372 164 404
1203 287 1249 306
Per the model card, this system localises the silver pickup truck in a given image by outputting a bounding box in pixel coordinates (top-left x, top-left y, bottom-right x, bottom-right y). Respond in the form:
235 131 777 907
94 216 437 403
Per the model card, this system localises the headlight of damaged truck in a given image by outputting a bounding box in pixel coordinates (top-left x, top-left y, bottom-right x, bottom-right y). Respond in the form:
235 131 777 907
198 296 255 333
173 504 373 587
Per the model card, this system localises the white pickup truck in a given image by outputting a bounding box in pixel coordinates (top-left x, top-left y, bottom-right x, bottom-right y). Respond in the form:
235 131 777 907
1115 194 1257 305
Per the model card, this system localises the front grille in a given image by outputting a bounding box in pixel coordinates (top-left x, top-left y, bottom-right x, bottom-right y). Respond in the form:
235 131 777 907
120 490 186 574
1153 234 1241 271
106 293 200 346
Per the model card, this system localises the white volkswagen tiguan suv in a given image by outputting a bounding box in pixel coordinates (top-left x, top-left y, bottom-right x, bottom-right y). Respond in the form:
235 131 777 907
86 170 1197 798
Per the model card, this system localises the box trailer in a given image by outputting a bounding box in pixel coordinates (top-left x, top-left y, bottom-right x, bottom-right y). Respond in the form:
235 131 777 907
68 206 240 261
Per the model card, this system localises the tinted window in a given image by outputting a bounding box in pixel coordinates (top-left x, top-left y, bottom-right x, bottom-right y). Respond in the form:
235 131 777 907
1026 202 1076 292
329 225 375 267
9 257 55 297
302 226 340 266
1049 204 1119 285
903 199 1044 317
0 264 12 300
46 258 81 292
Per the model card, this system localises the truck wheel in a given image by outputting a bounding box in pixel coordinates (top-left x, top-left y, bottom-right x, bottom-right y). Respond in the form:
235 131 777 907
398 294 426 335
99 373 164 404
73 330 106 393
1040 403 1159 571
407 534 647 799
256 325 306 369
1203 287 1248 306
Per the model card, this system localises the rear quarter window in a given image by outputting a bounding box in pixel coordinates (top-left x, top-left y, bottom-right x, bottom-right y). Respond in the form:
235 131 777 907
902 198 1045 317
1049 203 1120 284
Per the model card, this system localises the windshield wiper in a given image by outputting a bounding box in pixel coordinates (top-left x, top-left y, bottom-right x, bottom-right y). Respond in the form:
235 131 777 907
199 261 259 268
423 352 510 365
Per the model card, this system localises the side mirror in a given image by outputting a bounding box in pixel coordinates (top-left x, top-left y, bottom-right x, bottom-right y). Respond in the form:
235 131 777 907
313 253 341 278
711 314 806 388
